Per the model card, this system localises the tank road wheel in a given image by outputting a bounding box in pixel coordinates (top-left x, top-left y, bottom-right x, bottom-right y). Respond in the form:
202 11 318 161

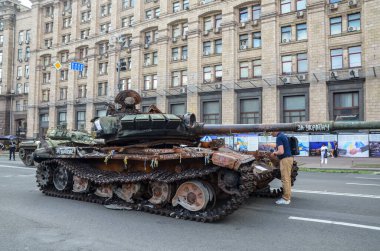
53 165 73 191
24 154 34 166
148 182 173 205
218 169 240 195
172 180 215 212
19 148 26 160
36 162 52 188
114 183 141 202
73 176 90 193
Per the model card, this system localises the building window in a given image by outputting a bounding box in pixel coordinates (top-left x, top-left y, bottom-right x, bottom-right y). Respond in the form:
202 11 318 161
296 0 306 11
182 46 188 60
25 65 30 78
172 48 179 60
333 92 359 121
76 111 86 130
282 55 292 74
182 70 188 85
331 49 343 70
144 75 157 90
18 49 22 60
43 73 51 83
144 53 151 66
78 85 87 98
240 99 260 124
297 53 308 73
252 32 261 48
16 83 22 94
172 25 181 38
348 46 361 68
60 69 68 81
153 52 158 65
252 5 261 20
18 31 24 43
96 110 107 117
42 89 50 102
63 17 72 28
240 62 249 79
296 23 307 40
45 22 53 33
183 0 189 10
81 11 91 23
330 17 342 35
239 34 248 49
203 67 212 83
173 1 180 12
24 83 29 94
17 66 22 77
97 82 108 96
59 88 67 100
204 17 212 32
215 65 222 82
215 39 222 54
99 62 108 75
253 59 262 77
281 26 292 42
203 41 211 55
25 47 31 59
170 103 186 116
172 71 180 87
58 112 67 126
348 13 361 31
283 96 306 122
239 7 248 23
281 0 291 14
203 101 220 124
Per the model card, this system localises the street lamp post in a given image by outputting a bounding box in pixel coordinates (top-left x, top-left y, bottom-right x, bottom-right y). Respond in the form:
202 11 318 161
9 89 15 135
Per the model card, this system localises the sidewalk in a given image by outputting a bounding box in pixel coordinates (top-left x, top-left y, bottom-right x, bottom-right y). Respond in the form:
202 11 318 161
295 156 380 171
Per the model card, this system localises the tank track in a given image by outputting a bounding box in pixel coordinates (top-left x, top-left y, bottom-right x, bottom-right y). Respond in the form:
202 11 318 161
252 161 299 198
37 159 255 223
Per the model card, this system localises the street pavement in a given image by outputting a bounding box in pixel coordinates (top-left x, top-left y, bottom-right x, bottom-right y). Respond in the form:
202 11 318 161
0 156 379 251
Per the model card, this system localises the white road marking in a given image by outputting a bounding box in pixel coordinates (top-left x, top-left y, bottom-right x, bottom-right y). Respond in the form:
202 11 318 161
0 164 35 171
355 177 380 180
1 174 34 178
289 216 380 231
292 189 380 199
346 182 380 187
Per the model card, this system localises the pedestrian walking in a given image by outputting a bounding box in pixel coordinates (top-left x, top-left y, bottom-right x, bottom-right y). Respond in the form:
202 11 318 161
9 141 16 161
320 144 328 166
334 141 338 158
270 131 293 205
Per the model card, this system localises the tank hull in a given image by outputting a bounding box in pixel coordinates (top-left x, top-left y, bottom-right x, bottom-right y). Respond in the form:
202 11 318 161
34 145 298 222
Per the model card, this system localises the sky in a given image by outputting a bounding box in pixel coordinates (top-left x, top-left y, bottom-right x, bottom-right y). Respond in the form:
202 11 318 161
20 0 32 8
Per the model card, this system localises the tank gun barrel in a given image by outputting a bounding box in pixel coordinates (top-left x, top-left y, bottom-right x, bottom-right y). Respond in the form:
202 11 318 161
194 121 380 135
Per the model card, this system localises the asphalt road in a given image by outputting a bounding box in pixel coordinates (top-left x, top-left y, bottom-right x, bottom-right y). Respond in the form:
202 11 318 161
0 158 379 251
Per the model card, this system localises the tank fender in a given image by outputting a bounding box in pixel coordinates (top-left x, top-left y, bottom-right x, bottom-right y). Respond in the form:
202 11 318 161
211 149 255 170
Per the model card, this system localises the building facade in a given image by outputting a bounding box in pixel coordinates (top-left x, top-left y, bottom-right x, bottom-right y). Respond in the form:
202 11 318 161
0 0 379 139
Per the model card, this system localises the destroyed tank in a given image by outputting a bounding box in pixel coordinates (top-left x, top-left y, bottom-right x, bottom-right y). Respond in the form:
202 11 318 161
33 90 380 222
18 129 99 166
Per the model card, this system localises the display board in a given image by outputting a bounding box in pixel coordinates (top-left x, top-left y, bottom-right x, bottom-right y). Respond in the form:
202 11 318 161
309 134 338 156
369 134 380 157
233 134 259 152
217 135 234 149
258 135 276 152
288 134 310 156
338 134 369 158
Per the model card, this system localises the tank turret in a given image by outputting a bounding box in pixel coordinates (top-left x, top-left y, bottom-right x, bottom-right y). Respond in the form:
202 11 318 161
92 90 380 146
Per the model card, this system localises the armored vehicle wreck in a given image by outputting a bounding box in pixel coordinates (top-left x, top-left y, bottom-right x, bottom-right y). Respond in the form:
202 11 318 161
33 90 380 222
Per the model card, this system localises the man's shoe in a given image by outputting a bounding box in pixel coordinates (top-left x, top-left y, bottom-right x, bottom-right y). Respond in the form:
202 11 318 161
276 198 290 205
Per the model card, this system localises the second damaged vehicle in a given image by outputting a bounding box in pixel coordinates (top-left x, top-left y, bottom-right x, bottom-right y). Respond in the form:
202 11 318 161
33 90 380 222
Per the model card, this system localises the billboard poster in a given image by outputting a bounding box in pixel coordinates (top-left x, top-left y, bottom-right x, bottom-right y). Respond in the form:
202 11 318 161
338 134 369 158
217 136 234 149
233 134 259 152
288 134 310 156
258 135 276 152
369 134 380 157
309 134 338 156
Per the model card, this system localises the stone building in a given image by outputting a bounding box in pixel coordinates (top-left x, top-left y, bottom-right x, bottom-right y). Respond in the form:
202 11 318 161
0 0 379 138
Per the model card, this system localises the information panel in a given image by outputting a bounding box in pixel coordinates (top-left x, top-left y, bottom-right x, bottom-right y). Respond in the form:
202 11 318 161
338 134 369 158
369 134 380 157
309 134 338 157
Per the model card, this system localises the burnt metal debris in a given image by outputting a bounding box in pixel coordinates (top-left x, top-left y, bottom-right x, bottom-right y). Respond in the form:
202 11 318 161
32 90 380 222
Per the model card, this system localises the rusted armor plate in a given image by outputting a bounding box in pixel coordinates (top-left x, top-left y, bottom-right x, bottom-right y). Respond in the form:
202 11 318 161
211 151 255 170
